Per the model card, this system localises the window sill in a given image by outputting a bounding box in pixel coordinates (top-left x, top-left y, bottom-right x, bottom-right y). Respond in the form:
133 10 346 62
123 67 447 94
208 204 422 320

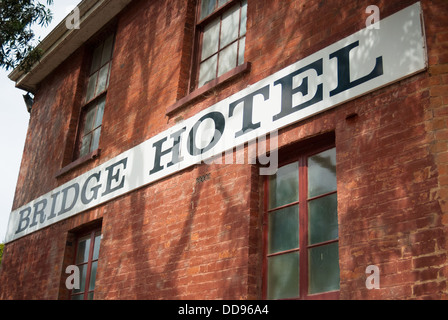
166 62 251 116
56 149 101 178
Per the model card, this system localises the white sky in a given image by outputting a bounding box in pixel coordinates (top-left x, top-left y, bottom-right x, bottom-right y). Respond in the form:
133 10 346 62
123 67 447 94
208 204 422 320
0 1 81 242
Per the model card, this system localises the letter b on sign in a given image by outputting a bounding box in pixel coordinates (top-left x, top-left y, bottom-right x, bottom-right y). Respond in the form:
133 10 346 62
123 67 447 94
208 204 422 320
365 265 380 289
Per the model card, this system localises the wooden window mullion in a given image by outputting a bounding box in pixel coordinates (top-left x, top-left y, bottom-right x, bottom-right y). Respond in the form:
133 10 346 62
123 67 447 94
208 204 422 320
298 156 308 299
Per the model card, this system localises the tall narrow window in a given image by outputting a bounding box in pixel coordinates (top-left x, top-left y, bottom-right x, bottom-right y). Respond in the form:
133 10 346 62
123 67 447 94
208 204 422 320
193 0 247 89
70 229 102 300
264 143 339 300
75 33 115 160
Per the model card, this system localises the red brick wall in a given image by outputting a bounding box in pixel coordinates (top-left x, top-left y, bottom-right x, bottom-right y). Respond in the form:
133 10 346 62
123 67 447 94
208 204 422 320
1 0 447 300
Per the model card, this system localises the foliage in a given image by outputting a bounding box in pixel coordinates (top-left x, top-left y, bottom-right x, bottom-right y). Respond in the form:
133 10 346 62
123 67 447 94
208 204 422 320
0 0 53 71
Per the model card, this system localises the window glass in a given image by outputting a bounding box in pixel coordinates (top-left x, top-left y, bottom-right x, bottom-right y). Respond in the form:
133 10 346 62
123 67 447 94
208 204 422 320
76 32 114 160
197 0 247 88
91 128 102 152
85 75 97 102
76 237 91 264
106 64 112 88
218 0 231 8
101 34 115 66
308 148 337 198
80 134 92 158
268 205 299 254
240 0 247 36
220 4 239 48
268 252 300 300
202 18 220 60
218 42 238 77
201 0 216 19
84 107 96 134
265 143 339 300
269 162 299 209
89 261 98 291
70 230 102 301
85 34 115 103
308 242 340 294
93 234 101 260
96 64 110 96
238 37 245 65
308 193 338 245
90 44 103 74
199 55 218 87
94 97 106 129
71 294 84 300
72 264 88 294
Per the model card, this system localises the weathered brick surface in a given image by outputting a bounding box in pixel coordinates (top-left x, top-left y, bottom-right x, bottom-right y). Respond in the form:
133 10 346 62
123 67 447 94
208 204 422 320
0 0 447 300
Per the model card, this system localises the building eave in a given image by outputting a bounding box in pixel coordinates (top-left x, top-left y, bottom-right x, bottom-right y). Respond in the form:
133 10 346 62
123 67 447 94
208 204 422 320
8 0 133 93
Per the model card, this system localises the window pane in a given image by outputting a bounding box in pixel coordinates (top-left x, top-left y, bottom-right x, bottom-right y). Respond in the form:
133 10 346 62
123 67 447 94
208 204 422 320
268 252 299 300
106 63 112 88
238 36 245 65
240 0 247 36
220 4 239 48
93 234 102 261
84 107 96 134
87 292 95 300
71 294 84 300
85 73 98 102
218 0 231 8
308 148 337 198
73 264 88 294
268 205 299 254
89 261 98 291
201 0 216 19
95 64 110 96
76 237 91 264
218 42 237 77
308 193 338 245
202 18 220 60
308 242 340 294
80 134 92 158
269 162 299 209
94 97 106 129
101 34 114 66
199 54 218 87
91 128 102 152
90 44 103 74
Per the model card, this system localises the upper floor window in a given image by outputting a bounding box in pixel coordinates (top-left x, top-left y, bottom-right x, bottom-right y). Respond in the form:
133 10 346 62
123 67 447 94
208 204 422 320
194 0 247 89
74 33 115 160
85 33 114 103
264 143 339 300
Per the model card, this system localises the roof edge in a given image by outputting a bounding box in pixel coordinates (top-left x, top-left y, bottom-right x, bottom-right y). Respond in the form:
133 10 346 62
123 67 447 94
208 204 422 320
9 0 133 93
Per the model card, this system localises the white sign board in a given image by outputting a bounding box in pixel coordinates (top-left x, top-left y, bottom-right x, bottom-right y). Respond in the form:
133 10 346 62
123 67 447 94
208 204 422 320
5 2 427 243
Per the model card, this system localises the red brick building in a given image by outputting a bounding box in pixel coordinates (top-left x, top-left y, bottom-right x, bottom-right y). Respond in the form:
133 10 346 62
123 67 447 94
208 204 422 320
1 0 447 300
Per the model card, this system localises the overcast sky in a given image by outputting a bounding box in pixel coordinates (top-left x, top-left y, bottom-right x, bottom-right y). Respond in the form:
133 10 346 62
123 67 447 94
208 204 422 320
0 1 81 242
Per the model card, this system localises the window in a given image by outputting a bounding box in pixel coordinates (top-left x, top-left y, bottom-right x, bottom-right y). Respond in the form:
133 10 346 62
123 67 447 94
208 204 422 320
75 33 115 160
194 0 247 89
70 229 102 300
264 142 339 300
